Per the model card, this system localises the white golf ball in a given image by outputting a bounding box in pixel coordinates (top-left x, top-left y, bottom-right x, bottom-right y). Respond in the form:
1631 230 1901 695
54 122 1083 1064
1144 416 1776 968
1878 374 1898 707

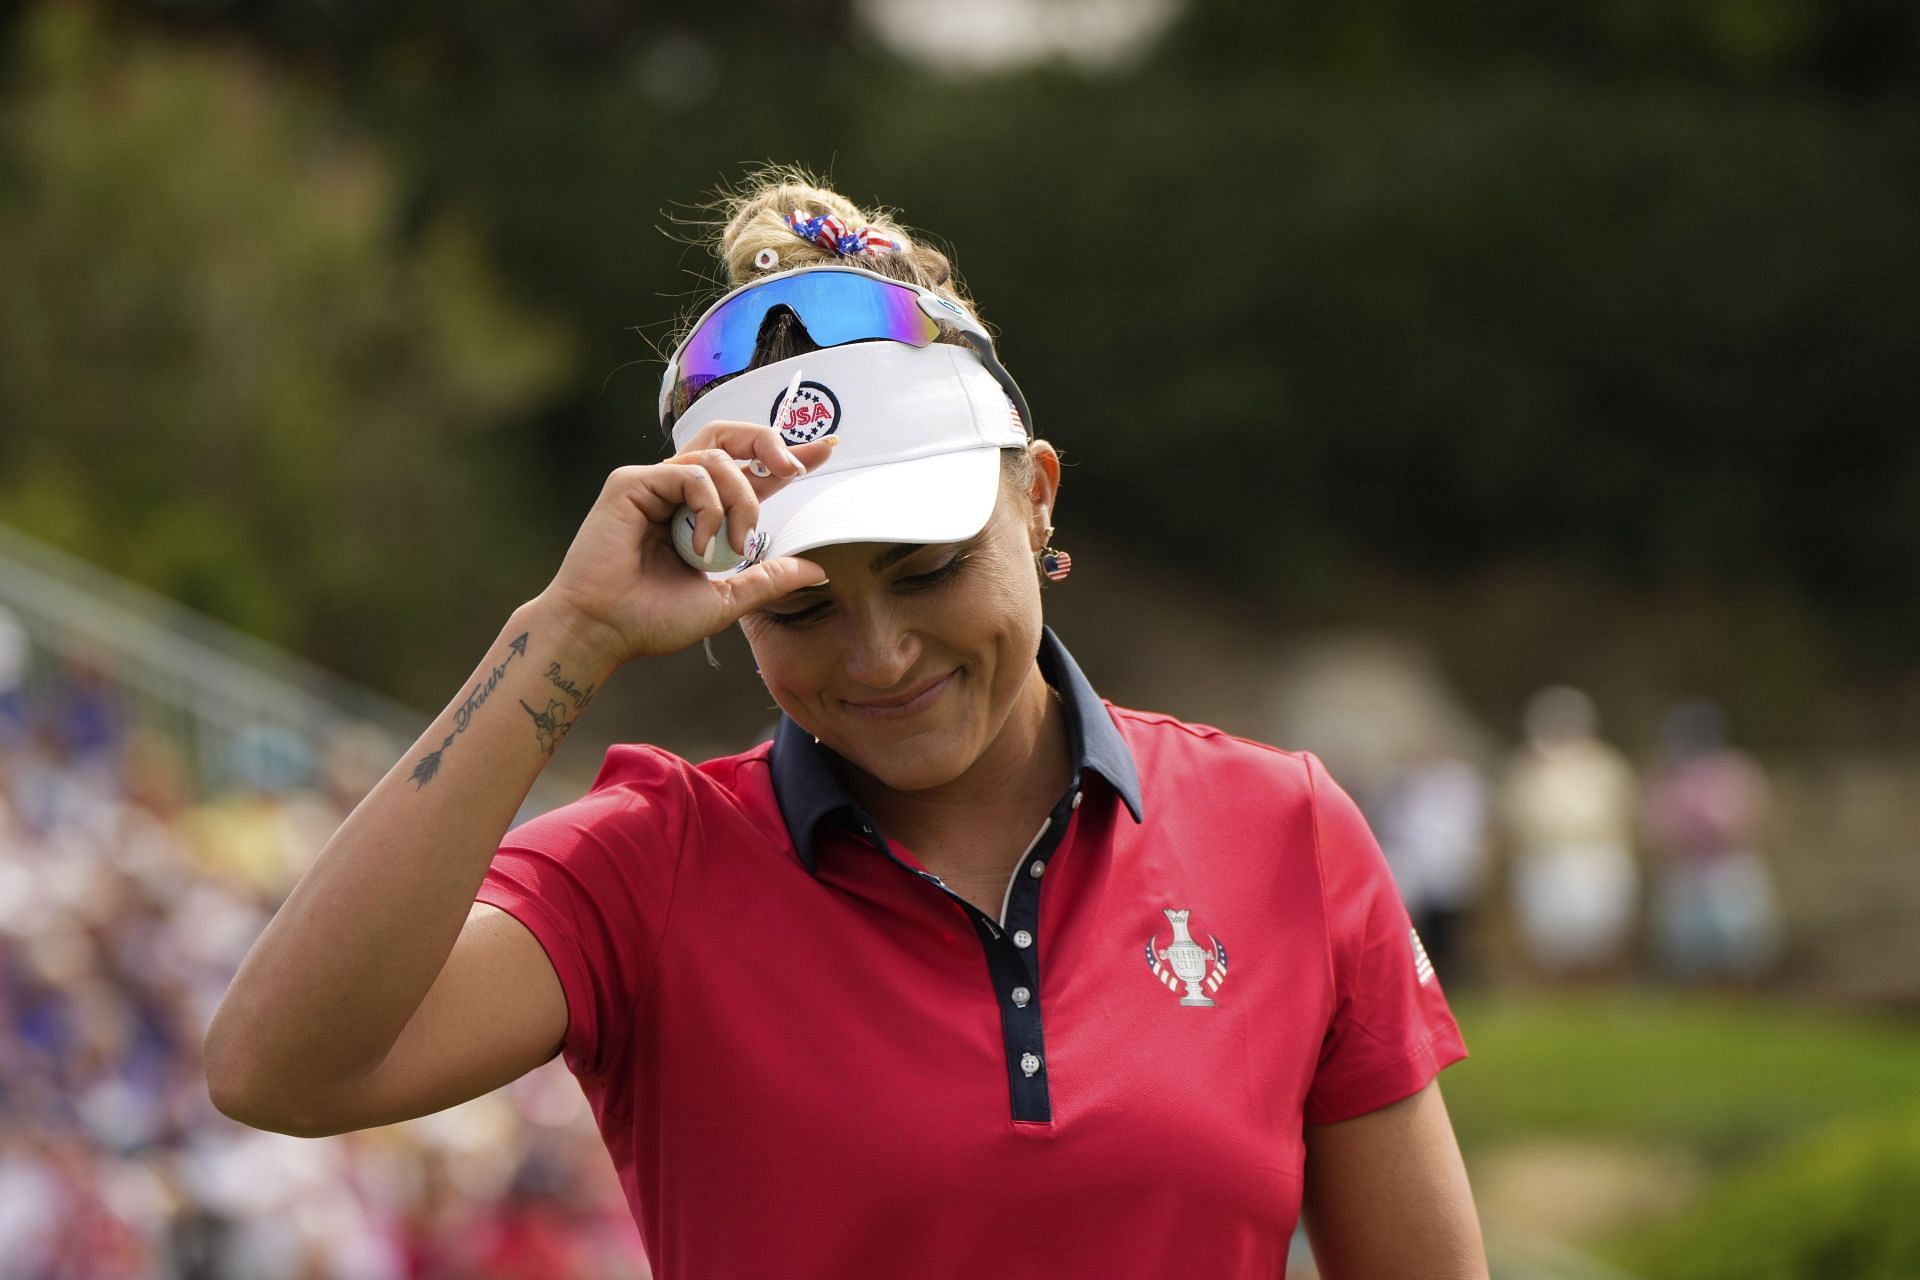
671 505 769 574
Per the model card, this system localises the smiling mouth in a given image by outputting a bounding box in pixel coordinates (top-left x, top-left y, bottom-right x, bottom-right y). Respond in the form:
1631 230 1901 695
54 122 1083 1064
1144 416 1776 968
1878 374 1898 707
843 669 957 719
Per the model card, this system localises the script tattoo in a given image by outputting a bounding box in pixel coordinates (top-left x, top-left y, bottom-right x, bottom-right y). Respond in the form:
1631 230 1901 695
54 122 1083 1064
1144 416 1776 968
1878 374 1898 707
520 697 578 756
408 631 529 788
544 662 596 710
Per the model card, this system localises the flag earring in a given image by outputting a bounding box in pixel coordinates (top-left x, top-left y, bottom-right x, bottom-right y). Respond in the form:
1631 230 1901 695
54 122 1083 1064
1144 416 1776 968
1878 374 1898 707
1035 525 1072 583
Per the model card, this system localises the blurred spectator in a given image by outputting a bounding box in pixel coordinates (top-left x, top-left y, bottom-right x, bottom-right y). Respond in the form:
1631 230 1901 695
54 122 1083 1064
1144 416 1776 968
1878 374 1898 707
0 605 28 750
1500 686 1641 979
1643 700 1781 984
1371 743 1491 988
319 723 403 815
0 644 647 1278
175 727 333 898
51 646 126 772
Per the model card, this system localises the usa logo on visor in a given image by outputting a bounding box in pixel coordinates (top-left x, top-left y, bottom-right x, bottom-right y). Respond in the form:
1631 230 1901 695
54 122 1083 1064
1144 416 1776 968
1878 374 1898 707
772 381 840 445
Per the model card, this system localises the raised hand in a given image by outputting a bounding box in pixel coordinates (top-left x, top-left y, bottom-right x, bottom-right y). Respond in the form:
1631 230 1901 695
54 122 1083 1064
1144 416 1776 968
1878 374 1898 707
532 422 837 668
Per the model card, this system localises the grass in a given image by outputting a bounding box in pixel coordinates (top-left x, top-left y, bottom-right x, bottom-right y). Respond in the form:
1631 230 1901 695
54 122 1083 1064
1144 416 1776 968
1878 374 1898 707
1603 1101 1920 1280
1439 989 1920 1169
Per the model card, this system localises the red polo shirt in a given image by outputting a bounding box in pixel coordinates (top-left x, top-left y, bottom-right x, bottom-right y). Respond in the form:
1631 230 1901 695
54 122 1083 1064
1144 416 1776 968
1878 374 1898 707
476 628 1467 1278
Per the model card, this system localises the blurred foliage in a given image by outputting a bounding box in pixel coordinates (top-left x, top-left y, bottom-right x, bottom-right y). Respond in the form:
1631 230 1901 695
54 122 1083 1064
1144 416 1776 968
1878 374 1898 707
73 0 1920 93
0 6 574 706
1165 0 1920 94
1606 1101 1920 1279
1444 993 1920 1166
72 0 866 77
5 0 1920 740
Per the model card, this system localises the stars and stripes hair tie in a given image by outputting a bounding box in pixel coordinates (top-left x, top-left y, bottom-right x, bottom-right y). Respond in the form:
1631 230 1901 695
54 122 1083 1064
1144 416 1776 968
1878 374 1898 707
784 210 903 258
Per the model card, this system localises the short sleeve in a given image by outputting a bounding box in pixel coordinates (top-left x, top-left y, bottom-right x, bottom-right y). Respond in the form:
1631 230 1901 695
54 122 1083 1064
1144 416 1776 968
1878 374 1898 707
1302 753 1469 1125
475 745 692 1082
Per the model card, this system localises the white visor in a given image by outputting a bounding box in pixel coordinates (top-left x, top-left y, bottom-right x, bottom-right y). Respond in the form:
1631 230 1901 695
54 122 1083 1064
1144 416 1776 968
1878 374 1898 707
668 341 1028 559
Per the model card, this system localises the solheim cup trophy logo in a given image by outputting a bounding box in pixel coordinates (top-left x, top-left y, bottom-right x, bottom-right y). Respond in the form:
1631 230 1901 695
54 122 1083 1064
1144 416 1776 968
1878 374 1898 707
1145 908 1229 1007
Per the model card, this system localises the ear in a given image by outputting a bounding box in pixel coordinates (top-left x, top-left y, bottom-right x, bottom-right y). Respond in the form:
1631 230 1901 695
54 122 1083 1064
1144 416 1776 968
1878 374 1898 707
1026 440 1062 551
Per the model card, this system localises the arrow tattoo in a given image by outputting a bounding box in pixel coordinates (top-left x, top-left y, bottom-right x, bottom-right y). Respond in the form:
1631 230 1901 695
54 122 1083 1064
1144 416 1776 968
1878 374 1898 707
408 631 530 788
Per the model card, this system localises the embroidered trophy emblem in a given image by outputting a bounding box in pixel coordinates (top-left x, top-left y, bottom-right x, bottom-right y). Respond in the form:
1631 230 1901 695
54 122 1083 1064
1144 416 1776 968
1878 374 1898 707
1145 908 1228 1007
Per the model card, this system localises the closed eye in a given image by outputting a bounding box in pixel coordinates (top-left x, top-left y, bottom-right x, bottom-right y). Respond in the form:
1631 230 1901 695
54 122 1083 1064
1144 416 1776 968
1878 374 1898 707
760 552 970 628
899 552 969 590
761 599 831 627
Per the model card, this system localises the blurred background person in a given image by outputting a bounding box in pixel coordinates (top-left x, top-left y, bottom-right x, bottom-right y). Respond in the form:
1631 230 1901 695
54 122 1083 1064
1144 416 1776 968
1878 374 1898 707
1643 699 1780 985
1371 736 1492 988
1500 686 1641 980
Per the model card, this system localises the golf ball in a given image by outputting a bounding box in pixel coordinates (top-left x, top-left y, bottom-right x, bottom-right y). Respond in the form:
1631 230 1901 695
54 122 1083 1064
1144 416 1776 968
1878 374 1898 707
672 505 769 574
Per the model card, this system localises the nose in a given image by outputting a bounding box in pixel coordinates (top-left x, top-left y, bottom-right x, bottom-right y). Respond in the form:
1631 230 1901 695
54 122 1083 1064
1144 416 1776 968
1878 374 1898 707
838 599 922 694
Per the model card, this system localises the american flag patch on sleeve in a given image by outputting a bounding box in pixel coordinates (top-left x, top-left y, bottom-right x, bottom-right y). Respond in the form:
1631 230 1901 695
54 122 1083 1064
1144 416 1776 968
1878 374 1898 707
1411 927 1435 985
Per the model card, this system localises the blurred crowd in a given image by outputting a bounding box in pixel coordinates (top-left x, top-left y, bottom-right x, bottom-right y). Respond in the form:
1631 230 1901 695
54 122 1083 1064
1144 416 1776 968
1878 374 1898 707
1369 684 1781 989
0 606 647 1280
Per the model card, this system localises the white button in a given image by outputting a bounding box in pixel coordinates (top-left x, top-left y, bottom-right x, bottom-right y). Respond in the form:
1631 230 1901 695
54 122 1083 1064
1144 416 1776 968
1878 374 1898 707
1071 791 1083 810
1011 986 1031 1007
1013 929 1033 949
1020 1052 1042 1077
1028 860 1046 878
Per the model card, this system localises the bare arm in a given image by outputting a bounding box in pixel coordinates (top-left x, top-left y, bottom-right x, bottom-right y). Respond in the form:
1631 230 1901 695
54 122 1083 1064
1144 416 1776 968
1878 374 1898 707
1301 1080 1489 1280
202 599 620 1135
203 426 834 1137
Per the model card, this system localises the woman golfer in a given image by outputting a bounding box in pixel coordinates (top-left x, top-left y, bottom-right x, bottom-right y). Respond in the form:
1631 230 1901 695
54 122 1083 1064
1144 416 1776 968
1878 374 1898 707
207 174 1487 1278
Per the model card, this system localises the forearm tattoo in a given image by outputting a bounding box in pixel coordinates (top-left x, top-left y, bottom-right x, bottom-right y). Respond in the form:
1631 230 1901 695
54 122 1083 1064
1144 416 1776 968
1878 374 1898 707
544 662 596 711
408 632 529 788
520 696 579 756
522 660 596 755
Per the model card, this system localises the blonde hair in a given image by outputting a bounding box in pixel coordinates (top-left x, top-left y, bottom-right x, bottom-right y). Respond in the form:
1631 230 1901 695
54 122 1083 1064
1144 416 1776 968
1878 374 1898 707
711 165 974 309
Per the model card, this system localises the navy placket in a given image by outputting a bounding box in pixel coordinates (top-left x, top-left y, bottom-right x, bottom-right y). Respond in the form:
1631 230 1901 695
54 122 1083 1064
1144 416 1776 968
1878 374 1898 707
840 775 1082 1123
770 627 1144 1125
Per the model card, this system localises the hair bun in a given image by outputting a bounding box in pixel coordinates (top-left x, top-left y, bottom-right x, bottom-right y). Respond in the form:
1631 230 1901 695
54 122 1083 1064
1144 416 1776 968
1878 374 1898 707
712 167 971 315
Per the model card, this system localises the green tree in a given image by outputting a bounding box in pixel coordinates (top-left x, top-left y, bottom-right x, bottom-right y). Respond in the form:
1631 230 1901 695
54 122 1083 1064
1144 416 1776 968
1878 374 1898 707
0 6 574 704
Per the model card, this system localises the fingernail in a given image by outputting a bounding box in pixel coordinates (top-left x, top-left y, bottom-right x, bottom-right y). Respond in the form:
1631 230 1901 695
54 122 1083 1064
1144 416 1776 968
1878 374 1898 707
781 449 804 474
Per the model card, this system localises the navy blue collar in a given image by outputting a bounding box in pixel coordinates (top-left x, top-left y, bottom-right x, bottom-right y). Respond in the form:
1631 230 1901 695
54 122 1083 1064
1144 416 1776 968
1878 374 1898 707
770 626 1145 873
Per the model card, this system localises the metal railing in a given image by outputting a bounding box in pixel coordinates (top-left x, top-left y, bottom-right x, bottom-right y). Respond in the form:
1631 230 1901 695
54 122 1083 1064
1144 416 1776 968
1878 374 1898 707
0 520 577 821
